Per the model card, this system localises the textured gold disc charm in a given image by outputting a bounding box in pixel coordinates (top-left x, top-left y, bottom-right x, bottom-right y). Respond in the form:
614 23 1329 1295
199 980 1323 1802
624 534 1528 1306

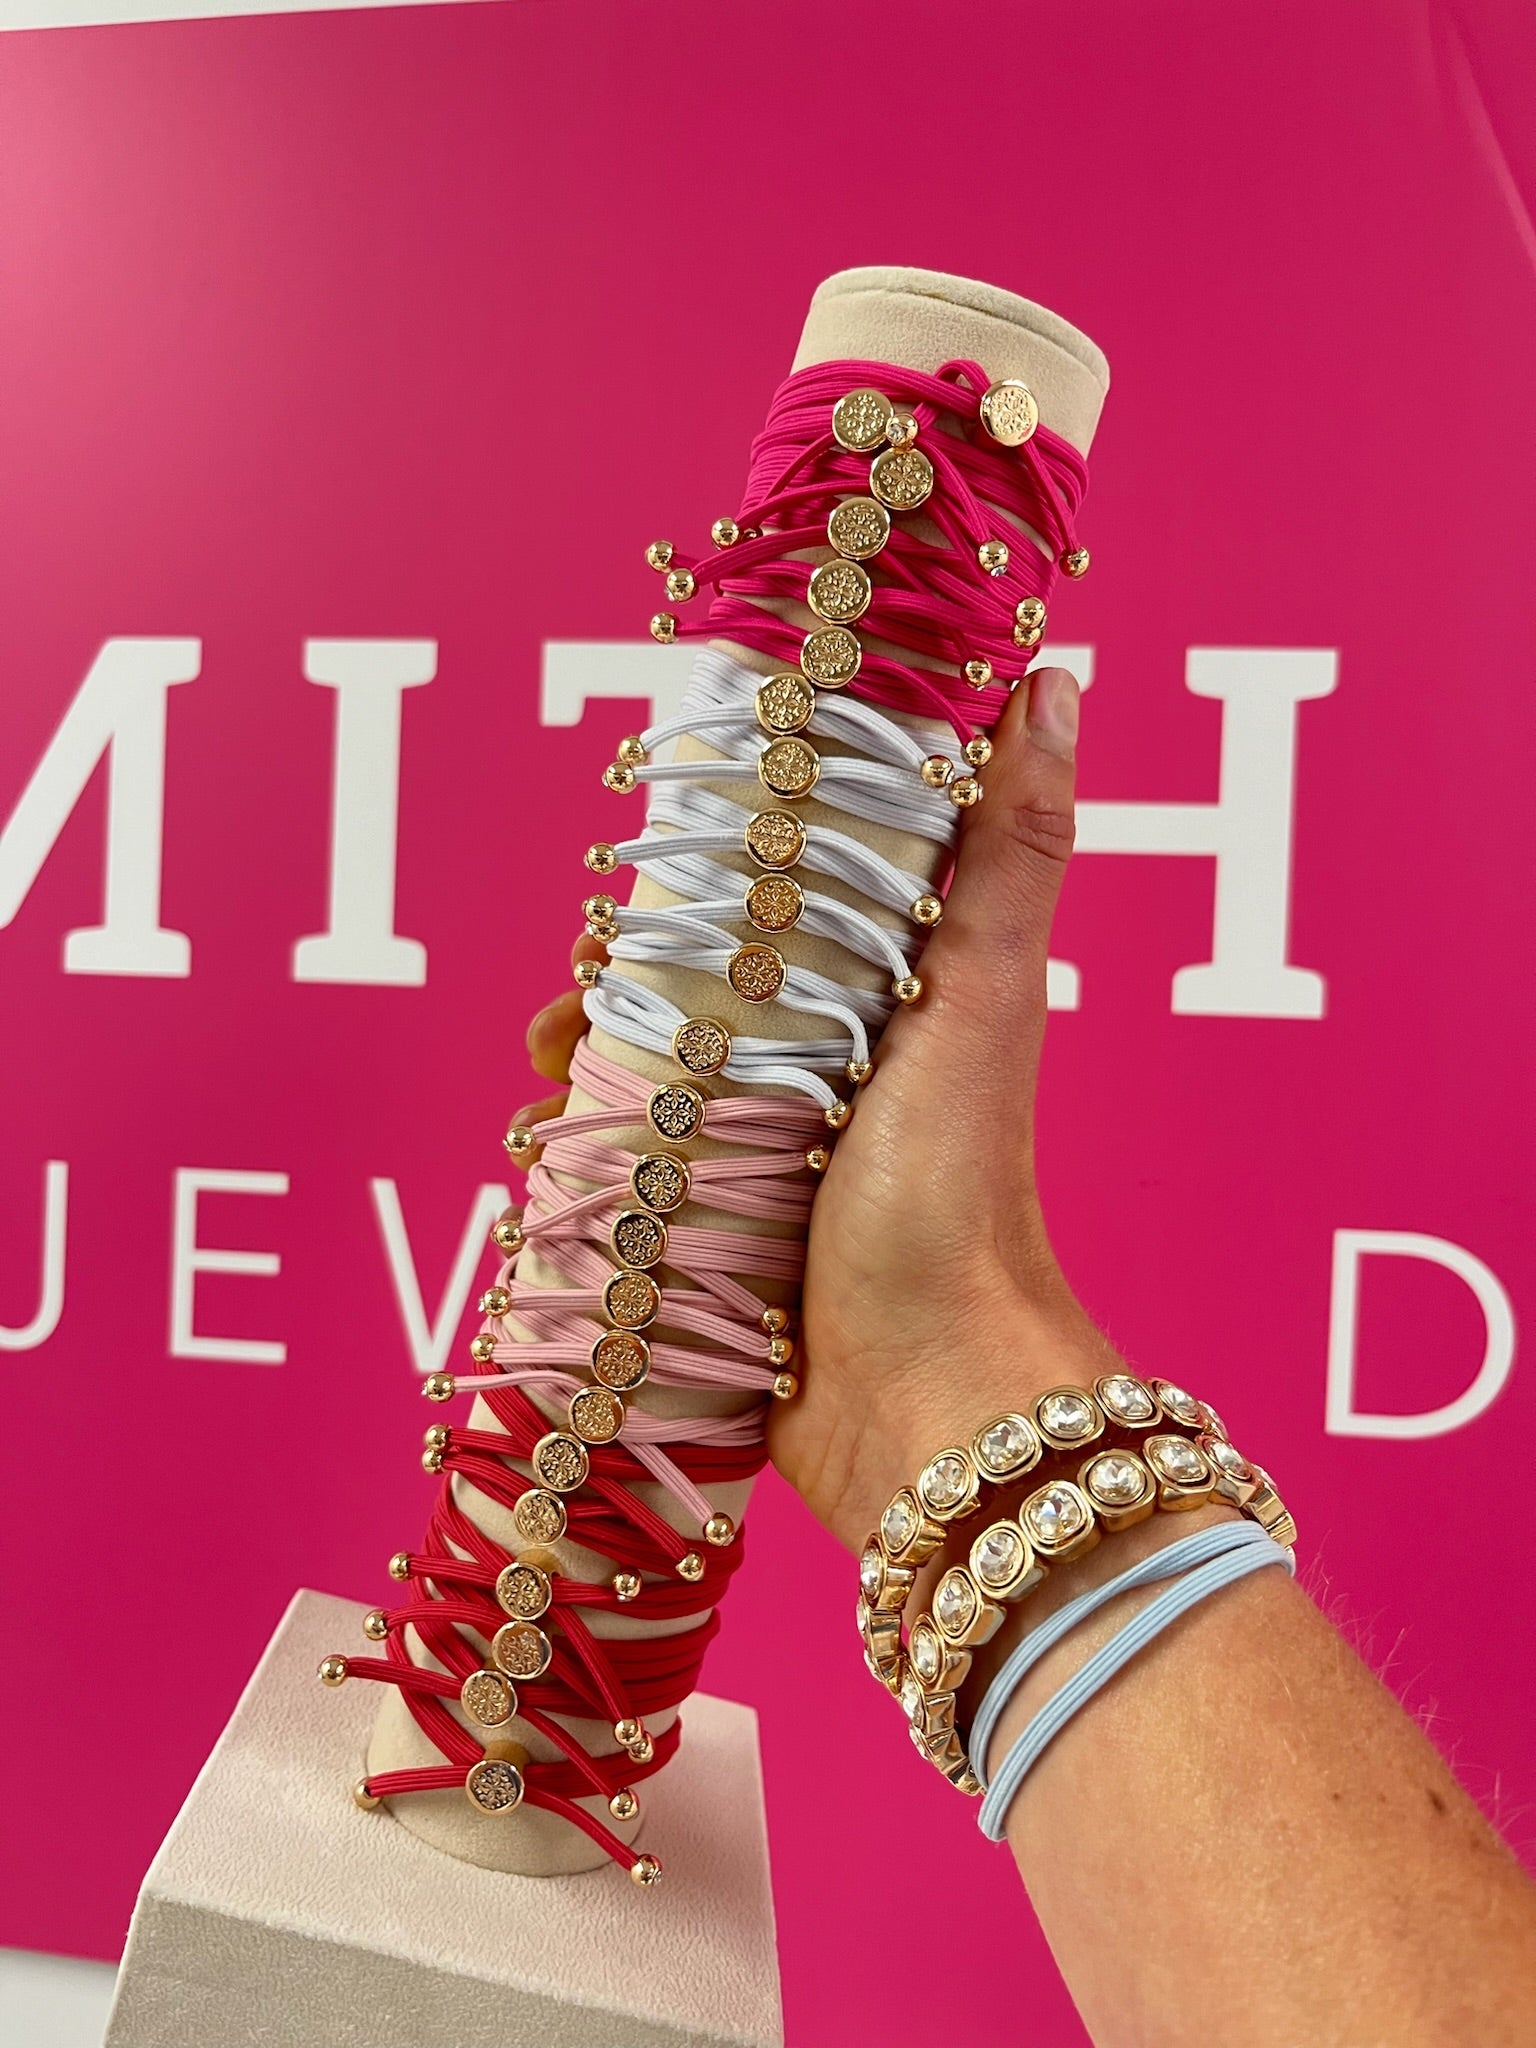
647 1082 704 1142
631 1151 690 1212
611 1207 668 1268
728 943 786 1003
465 1755 525 1813
755 672 815 734
827 495 891 560
461 1668 517 1728
744 809 807 869
807 559 871 624
570 1385 625 1443
492 1620 552 1680
672 1016 731 1074
531 1430 590 1492
978 379 1039 446
870 445 934 510
591 1328 652 1391
495 1562 553 1619
831 387 894 452
603 1267 662 1330
758 737 820 799
800 625 861 687
513 1488 567 1544
745 872 804 933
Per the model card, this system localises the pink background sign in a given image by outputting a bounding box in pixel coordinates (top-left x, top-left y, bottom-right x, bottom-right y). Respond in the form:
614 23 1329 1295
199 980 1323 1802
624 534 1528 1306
2 4 1533 2042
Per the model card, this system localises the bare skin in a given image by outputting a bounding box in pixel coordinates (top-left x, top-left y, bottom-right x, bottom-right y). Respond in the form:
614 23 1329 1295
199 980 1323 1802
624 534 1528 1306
519 668 1536 2046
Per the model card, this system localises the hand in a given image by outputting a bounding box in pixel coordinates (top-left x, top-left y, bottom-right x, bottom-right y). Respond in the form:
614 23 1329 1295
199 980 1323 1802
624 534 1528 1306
522 667 1117 1555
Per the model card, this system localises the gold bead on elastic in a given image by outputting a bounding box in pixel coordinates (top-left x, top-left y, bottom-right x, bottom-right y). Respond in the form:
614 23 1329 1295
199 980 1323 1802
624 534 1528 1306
583 893 617 924
846 1056 873 1085
480 1285 512 1315
1062 548 1090 578
363 1608 389 1641
602 762 637 794
768 1335 795 1366
649 612 677 644
492 1216 524 1254
575 958 601 988
886 408 918 449
613 1571 642 1602
893 974 923 1003
977 540 1010 577
610 1787 640 1821
631 1854 663 1887
616 735 648 767
920 754 953 789
1016 596 1047 632
911 894 943 926
711 516 740 548
423 1372 454 1402
645 540 674 571
422 1445 444 1473
664 568 696 603
963 657 993 690
677 1551 705 1582
805 1146 831 1174
963 736 992 768
773 1370 801 1399
318 1655 348 1686
824 1099 852 1131
704 1513 736 1547
469 1332 497 1364
761 1305 790 1335
585 842 618 875
388 1550 412 1581
949 775 983 808
424 1424 450 1450
505 1124 536 1158
352 1778 382 1811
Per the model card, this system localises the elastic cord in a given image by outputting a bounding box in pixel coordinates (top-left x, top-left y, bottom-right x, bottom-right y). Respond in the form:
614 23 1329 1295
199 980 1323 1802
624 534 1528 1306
973 1521 1295 1840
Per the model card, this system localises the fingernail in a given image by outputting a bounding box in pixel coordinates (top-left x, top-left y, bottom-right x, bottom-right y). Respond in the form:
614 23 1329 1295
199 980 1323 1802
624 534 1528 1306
525 1004 552 1050
1028 669 1079 760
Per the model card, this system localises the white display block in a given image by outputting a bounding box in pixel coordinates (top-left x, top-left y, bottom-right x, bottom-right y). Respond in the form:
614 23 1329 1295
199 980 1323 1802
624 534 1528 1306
104 1590 783 2048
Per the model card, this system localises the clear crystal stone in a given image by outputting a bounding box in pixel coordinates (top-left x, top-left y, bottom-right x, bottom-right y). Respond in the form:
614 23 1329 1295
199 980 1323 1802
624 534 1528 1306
1151 1435 1205 1481
1026 1483 1085 1545
1155 1380 1204 1425
912 1626 941 1681
881 1494 918 1550
975 1526 1024 1586
978 1416 1033 1472
1039 1392 1095 1438
1088 1453 1144 1505
1207 1437 1250 1476
859 1544 884 1599
1099 1376 1155 1422
899 1673 923 1722
936 1572 976 1630
921 1453 970 1511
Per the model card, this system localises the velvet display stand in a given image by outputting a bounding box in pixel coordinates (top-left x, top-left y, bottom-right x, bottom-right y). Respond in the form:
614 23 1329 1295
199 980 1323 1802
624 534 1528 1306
103 1592 781 2048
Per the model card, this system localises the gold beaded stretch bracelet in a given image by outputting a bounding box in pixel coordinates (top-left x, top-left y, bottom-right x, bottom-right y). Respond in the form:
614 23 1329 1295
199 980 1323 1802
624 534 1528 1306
856 1374 1295 1793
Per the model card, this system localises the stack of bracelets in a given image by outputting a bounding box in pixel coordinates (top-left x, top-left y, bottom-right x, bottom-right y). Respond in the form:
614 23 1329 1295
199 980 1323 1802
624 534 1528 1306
859 1376 1297 1832
321 356 1112 1884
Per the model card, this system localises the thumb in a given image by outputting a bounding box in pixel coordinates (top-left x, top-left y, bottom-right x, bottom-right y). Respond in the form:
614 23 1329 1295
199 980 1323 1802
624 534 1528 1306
924 665 1080 1013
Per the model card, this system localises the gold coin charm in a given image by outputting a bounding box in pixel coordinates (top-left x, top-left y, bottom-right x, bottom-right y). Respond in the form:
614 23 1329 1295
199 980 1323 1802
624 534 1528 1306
755 672 816 735
979 379 1039 446
465 1754 525 1814
745 872 805 933
744 809 807 869
570 1386 626 1444
592 1329 652 1392
870 446 934 511
492 1620 553 1681
800 625 862 687
807 559 872 624
728 943 786 1003
495 1562 553 1620
630 1152 691 1212
672 1016 732 1075
603 1267 662 1330
611 1208 668 1268
647 1082 705 1142
758 737 820 799
531 1430 591 1492
513 1488 567 1545
827 495 891 560
832 387 895 452
461 1668 517 1728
